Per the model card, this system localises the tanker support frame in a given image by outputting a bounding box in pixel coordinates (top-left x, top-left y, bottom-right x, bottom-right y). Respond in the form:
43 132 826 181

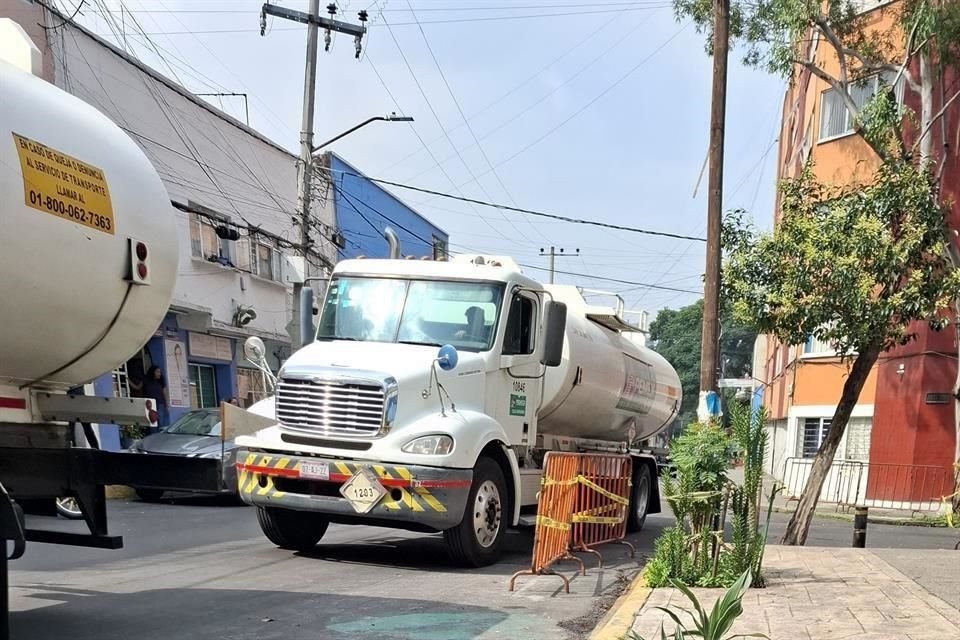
0 415 225 640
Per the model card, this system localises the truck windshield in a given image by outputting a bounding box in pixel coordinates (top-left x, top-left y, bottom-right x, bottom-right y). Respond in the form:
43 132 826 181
316 277 504 352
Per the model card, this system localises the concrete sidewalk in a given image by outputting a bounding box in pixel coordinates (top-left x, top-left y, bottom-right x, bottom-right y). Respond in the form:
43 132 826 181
628 546 960 639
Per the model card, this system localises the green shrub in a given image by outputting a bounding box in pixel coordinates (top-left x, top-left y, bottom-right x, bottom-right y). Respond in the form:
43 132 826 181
644 526 694 587
648 405 776 590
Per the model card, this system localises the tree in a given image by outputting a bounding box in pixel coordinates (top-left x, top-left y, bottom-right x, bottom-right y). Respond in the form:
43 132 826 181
649 299 757 428
724 162 960 544
674 0 960 542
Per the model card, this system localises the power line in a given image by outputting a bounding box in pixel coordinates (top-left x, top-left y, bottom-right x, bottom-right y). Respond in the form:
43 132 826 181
401 1 543 243
84 2 677 15
333 185 700 294
518 264 700 293
402 10 656 189
325 168 706 241
451 20 692 187
375 6 626 175
89 6 675 35
365 12 526 246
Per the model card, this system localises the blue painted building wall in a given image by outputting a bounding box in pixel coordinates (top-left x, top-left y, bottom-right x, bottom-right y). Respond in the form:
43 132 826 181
91 312 238 450
327 153 448 259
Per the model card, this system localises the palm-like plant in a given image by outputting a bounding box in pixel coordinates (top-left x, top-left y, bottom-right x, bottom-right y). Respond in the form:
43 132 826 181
627 570 768 640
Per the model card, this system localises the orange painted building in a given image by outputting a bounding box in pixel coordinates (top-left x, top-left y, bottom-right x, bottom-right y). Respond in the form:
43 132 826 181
757 1 958 508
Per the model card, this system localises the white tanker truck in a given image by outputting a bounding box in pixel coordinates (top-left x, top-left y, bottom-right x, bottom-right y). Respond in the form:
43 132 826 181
0 21 222 596
237 247 682 566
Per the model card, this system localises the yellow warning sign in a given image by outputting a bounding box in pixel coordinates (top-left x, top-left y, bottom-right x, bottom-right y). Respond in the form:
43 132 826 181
13 133 114 235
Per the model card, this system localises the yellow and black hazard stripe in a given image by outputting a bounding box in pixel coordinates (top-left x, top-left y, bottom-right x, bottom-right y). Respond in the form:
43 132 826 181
236 454 465 513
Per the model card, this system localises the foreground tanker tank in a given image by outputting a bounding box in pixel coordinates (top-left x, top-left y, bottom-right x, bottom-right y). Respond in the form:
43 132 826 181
0 56 178 388
539 285 681 443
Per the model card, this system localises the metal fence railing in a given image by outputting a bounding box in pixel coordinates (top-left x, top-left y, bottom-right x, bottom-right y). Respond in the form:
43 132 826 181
781 457 955 514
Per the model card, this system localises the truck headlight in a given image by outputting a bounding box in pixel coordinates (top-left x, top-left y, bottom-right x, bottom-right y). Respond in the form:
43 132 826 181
401 435 454 456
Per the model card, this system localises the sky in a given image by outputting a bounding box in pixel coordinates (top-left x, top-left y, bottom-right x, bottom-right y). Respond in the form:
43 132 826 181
69 0 785 321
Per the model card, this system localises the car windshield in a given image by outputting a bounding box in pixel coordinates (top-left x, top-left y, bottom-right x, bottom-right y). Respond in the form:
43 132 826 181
164 411 221 437
316 278 504 352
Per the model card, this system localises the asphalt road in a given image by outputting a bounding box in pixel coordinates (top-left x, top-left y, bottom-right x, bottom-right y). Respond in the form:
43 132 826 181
9 498 959 640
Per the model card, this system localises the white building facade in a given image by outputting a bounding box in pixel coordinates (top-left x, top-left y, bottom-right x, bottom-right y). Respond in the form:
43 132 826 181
5 0 337 443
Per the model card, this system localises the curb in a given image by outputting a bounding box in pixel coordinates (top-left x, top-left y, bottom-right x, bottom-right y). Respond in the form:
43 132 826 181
769 505 948 528
105 485 135 500
589 573 651 640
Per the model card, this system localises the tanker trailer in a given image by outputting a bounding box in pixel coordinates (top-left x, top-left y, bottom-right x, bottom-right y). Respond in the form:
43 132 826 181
0 23 223 619
234 247 681 566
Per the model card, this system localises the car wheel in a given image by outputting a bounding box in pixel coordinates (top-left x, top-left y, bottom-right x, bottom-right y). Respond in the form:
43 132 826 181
55 496 84 520
444 457 507 567
256 507 329 551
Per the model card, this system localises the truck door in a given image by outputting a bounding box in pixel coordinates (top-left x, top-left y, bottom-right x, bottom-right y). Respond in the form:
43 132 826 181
494 291 542 447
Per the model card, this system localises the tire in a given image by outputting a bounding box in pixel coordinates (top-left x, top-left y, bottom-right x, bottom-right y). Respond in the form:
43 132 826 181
55 496 83 520
627 462 652 533
135 488 165 502
444 457 507 568
256 507 329 551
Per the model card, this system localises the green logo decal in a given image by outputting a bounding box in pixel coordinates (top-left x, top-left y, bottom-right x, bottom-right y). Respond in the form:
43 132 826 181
509 394 527 417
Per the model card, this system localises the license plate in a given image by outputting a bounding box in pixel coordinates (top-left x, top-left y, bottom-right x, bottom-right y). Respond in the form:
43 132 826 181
299 461 330 481
339 468 387 514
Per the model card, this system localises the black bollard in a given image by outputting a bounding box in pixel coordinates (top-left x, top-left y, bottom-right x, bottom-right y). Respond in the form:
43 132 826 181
853 506 868 548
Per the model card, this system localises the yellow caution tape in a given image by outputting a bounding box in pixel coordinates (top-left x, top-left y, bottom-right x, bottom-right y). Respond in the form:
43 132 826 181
577 475 630 505
572 514 623 525
535 515 571 531
541 477 578 487
575 504 622 518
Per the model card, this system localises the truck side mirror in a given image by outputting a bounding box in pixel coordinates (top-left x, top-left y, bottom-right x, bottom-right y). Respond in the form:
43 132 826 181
300 287 315 347
541 301 566 367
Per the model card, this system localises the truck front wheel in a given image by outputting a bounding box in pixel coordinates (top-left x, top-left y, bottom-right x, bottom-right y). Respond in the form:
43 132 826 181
444 457 507 567
256 507 329 551
627 462 651 532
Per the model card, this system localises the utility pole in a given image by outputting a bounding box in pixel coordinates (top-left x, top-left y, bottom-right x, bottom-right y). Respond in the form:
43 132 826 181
538 246 580 284
698 0 729 422
260 2 367 349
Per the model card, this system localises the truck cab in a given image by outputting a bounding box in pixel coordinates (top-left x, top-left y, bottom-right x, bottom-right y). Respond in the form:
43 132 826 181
236 254 563 566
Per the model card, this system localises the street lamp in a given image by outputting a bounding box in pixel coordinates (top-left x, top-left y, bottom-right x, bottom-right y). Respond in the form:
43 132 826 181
312 113 414 154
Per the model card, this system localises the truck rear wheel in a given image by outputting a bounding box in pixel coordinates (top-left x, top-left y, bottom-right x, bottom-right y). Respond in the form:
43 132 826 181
627 462 651 532
256 507 329 551
444 457 506 567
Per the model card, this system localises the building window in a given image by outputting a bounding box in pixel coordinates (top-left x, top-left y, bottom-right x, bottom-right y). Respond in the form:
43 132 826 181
189 212 234 265
819 72 903 141
503 294 537 355
844 417 872 461
803 334 836 356
189 364 218 408
850 0 894 14
432 236 448 260
237 235 283 281
800 417 831 458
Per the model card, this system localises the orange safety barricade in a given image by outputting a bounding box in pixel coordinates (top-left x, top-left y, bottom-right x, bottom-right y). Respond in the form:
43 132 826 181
570 453 634 566
509 452 584 593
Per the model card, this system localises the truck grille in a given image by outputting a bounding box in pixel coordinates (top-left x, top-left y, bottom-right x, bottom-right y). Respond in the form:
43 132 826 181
276 378 386 437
